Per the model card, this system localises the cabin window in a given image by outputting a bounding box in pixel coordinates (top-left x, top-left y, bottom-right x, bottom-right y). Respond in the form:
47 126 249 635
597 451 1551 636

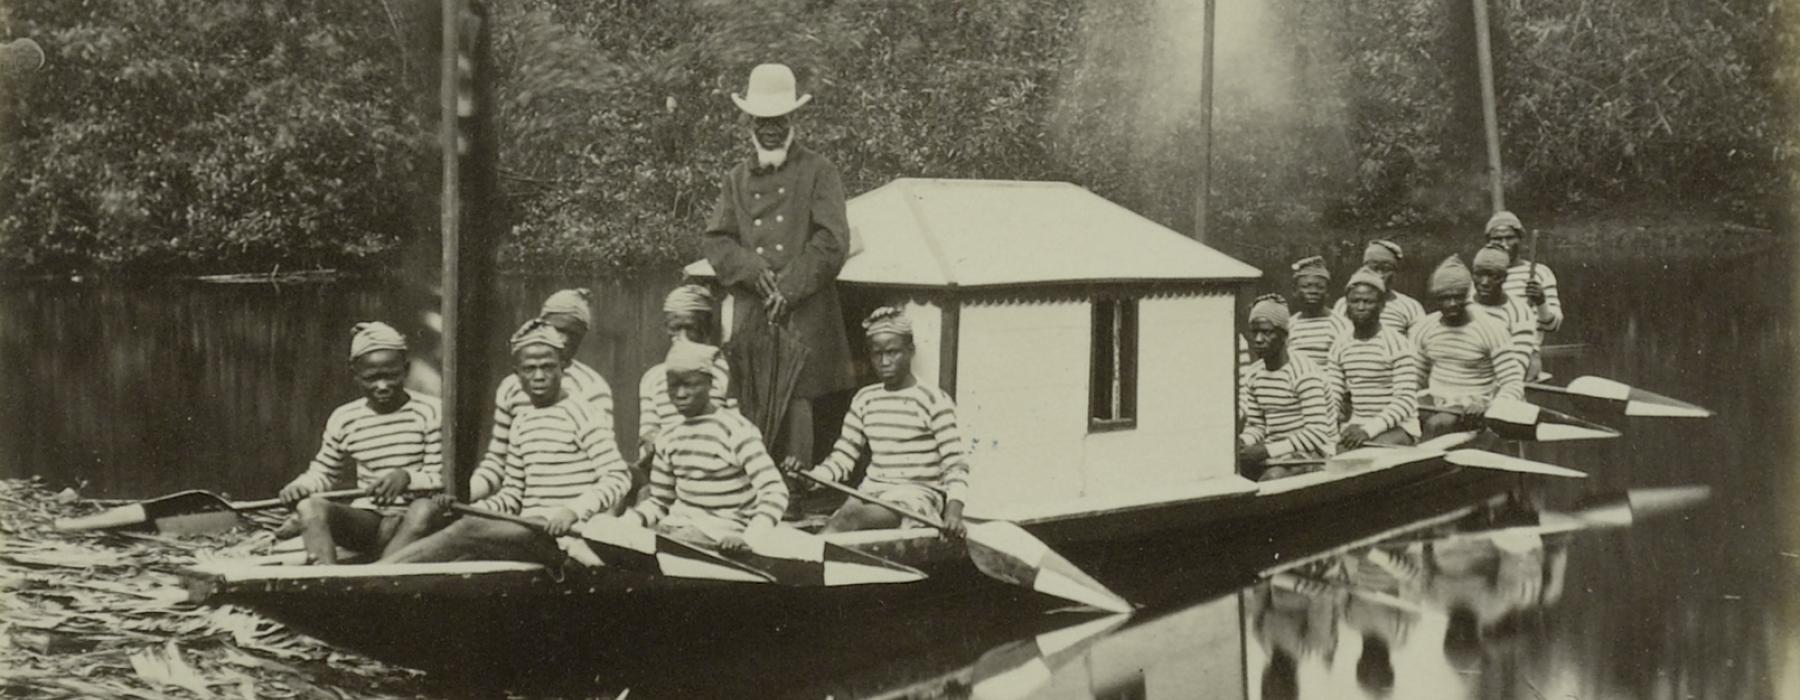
1090 297 1138 431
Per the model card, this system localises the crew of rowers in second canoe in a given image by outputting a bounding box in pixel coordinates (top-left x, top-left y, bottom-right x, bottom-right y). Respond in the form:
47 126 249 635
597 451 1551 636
270 287 973 569
1238 211 1564 480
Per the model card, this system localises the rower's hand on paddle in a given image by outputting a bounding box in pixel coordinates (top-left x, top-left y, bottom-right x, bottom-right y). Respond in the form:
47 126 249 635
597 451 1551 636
540 507 579 537
1239 443 1270 465
277 482 309 507
717 534 751 555
369 469 411 505
1462 398 1491 417
1525 280 1546 306
778 457 814 492
942 501 967 542
1341 425 1370 450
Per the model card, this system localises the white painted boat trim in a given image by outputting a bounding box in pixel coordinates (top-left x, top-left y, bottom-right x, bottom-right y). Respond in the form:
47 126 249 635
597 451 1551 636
189 560 545 582
968 475 1259 524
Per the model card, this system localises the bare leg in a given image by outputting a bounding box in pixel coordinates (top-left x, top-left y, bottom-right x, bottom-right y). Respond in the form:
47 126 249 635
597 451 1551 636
1368 427 1415 446
821 501 905 533
1422 411 1462 439
294 497 386 565
380 498 453 559
379 517 553 564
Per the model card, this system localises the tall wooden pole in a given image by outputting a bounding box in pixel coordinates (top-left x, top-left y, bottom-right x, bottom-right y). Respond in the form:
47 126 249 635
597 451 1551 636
1194 0 1217 243
1472 0 1505 212
438 0 463 499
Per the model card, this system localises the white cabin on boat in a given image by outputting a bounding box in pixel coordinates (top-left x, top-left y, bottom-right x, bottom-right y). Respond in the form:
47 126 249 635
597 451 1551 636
687 178 1262 522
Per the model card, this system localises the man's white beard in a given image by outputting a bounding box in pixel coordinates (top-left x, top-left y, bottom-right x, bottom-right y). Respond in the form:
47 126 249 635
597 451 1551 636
752 128 794 169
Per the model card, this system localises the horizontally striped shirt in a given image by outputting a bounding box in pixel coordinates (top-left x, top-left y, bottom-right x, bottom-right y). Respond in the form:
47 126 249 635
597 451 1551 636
636 409 787 534
474 360 613 497
473 397 629 521
1239 353 1337 459
1324 327 1419 437
1471 294 1538 374
1285 310 1352 367
636 355 735 445
285 395 443 510
1332 291 1427 337
815 383 972 503
1504 261 1563 337
1412 311 1525 403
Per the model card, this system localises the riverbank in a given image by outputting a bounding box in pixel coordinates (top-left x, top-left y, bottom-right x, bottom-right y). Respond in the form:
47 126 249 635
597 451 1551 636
0 479 429 699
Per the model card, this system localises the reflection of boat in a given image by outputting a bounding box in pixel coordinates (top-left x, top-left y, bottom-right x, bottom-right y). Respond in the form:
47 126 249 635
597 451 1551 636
178 181 1554 674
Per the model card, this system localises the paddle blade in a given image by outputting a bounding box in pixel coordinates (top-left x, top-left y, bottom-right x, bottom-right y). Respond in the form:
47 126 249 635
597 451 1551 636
1444 449 1588 478
1484 399 1620 441
1626 485 1712 516
966 521 1132 613
1563 376 1713 418
742 526 926 586
54 491 239 534
576 516 771 583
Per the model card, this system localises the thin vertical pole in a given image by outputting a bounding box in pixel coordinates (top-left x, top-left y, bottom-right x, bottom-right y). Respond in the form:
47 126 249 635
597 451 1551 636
438 0 464 500
1194 0 1217 242
1472 0 1505 212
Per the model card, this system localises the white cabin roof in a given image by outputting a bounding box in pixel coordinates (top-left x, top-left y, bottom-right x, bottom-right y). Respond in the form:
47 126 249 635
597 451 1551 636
684 178 1261 288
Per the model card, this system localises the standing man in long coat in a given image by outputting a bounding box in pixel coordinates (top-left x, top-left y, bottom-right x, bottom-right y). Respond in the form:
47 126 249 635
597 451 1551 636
703 63 856 466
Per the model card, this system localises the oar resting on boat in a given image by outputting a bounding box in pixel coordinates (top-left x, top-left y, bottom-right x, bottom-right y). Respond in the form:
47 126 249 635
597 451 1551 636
789 469 1134 614
1526 375 1713 418
54 488 379 535
1417 396 1620 442
451 504 926 586
1266 433 1587 479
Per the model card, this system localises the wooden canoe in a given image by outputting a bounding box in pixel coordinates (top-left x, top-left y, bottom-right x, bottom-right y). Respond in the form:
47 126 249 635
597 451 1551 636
177 440 1519 679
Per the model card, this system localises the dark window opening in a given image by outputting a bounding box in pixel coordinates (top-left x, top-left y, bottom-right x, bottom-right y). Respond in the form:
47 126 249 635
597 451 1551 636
1090 297 1138 431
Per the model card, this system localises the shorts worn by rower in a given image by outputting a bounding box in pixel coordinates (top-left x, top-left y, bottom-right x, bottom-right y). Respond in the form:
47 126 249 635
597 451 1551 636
1238 295 1339 480
1414 255 1526 438
381 320 631 564
797 307 971 538
632 340 789 555
277 322 443 565
1285 256 1352 368
1325 267 1420 449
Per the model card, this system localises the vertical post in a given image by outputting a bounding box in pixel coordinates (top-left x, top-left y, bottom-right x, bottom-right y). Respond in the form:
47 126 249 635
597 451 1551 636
438 0 464 500
1472 0 1505 212
1194 0 1217 242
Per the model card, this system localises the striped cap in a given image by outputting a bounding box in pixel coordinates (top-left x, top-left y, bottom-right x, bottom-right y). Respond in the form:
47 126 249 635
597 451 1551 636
666 339 720 374
862 306 913 337
349 322 407 361
1485 211 1524 235
1248 293 1290 330
663 284 714 315
1291 256 1330 281
1364 240 1403 264
1429 256 1473 296
1346 266 1387 293
1472 243 1511 272
540 288 593 328
509 318 566 355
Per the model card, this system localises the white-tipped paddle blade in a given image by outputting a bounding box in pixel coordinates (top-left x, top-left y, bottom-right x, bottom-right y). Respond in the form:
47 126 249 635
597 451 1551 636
1444 449 1588 478
967 522 1132 613
1565 376 1713 418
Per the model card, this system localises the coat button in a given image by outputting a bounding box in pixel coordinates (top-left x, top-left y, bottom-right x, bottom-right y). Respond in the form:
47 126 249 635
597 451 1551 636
753 218 762 226
778 187 786 194
775 214 784 223
756 246 765 254
776 244 785 252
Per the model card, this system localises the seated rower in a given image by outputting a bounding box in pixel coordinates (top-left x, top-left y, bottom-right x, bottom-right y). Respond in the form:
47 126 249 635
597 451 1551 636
468 288 616 506
1332 240 1426 336
637 284 733 475
1239 295 1338 480
381 320 630 563
632 340 787 555
1470 243 1539 378
1285 256 1352 367
796 307 971 538
1484 211 1563 378
1325 267 1420 448
277 322 442 564
1413 256 1526 438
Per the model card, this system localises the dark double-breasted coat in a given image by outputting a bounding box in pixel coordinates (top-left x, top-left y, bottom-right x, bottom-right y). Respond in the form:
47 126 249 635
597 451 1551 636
702 145 856 399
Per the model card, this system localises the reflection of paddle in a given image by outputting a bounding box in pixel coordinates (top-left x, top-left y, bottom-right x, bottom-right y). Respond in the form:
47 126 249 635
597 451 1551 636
790 470 1133 613
55 488 372 535
1525 375 1713 418
449 504 773 583
1409 485 1711 544
968 613 1131 700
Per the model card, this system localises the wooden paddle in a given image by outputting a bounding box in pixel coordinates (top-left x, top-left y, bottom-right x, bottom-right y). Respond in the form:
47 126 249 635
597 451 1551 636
1525 375 1713 418
54 488 373 535
448 503 774 583
790 470 1133 613
1417 396 1619 442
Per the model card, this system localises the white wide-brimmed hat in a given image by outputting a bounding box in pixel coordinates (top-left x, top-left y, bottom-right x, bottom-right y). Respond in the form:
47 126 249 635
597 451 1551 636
731 63 811 118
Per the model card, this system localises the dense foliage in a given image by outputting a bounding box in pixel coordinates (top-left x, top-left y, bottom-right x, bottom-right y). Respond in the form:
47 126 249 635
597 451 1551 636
0 0 1790 275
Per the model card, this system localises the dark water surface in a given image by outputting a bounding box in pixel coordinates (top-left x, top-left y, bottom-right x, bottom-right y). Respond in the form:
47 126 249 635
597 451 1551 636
1 224 1795 699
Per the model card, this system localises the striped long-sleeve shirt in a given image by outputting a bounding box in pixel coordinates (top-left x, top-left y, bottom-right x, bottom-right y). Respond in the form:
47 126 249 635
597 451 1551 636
472 360 613 499
1471 295 1539 373
635 409 788 535
813 383 972 503
1412 311 1525 403
473 398 629 521
1239 353 1338 459
1324 327 1419 437
1285 310 1352 368
284 395 443 510
1332 291 1427 337
1504 261 1563 337
636 355 734 446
